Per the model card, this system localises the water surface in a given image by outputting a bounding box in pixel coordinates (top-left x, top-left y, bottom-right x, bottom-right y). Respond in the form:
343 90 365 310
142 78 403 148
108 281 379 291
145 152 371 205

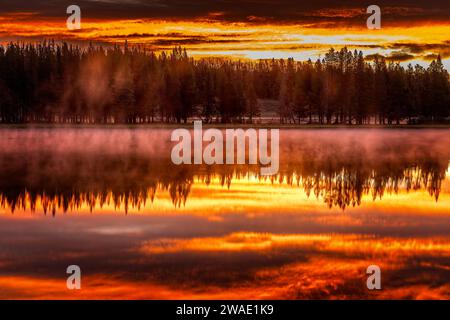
0 128 449 299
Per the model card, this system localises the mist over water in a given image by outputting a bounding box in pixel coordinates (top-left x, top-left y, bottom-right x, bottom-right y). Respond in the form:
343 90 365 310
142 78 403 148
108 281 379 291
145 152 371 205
0 128 448 212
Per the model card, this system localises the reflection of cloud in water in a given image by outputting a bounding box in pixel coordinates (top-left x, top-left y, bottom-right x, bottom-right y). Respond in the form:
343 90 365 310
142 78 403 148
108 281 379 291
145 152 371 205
139 232 450 254
0 209 449 299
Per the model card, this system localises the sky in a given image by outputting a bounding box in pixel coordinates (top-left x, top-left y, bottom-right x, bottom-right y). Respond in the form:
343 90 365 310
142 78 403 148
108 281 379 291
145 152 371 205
0 0 449 68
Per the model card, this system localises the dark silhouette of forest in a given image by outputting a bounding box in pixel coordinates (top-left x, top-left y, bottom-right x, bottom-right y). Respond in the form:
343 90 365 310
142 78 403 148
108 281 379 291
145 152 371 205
0 42 449 124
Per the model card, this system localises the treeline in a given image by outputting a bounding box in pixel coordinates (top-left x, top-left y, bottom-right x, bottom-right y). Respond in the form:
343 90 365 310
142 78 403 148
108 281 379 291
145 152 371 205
0 42 449 124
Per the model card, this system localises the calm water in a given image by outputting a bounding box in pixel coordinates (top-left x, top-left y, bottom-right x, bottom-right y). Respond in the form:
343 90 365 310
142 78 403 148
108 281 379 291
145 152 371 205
0 128 449 299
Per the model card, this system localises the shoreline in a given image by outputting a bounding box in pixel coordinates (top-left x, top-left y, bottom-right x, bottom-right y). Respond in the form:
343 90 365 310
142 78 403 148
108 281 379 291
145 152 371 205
1 123 450 129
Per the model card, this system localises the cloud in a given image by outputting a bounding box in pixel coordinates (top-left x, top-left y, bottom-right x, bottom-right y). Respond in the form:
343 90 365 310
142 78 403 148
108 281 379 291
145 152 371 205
92 32 252 46
385 42 450 60
0 1 449 26
386 51 416 62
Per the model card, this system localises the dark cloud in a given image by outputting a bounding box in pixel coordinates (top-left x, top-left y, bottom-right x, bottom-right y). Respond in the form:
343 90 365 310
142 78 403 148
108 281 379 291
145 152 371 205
150 38 248 46
93 32 253 46
388 42 450 54
387 51 416 62
0 0 449 25
382 42 450 61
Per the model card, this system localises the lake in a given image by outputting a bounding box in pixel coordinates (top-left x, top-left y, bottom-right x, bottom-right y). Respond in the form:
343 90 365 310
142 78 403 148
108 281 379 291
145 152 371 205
0 128 449 299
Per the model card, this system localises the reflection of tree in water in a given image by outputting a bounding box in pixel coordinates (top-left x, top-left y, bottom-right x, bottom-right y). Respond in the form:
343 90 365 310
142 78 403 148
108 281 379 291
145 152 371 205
0 175 194 215
0 159 446 213
299 165 444 210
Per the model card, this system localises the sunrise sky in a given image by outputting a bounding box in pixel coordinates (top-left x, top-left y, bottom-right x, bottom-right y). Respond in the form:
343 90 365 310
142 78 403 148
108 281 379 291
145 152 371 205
1 1 449 67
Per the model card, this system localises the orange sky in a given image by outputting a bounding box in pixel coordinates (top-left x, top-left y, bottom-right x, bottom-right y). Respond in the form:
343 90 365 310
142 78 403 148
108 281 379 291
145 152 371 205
1 1 450 69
